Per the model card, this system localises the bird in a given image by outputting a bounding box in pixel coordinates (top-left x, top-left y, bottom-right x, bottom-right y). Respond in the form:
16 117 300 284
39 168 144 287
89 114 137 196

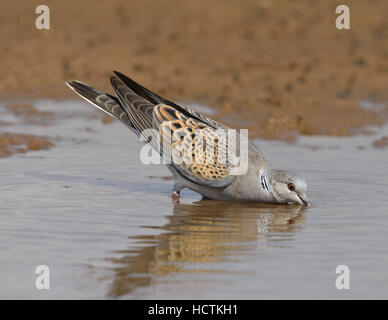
66 71 310 206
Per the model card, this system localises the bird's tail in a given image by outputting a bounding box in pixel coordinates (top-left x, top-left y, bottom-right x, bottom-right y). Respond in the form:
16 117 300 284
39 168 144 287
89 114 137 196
66 80 134 130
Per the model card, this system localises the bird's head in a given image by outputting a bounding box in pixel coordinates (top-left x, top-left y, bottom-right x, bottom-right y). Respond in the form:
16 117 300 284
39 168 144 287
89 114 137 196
267 169 310 206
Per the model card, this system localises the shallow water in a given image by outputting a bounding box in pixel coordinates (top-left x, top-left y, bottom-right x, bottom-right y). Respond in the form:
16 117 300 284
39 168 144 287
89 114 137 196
0 99 387 299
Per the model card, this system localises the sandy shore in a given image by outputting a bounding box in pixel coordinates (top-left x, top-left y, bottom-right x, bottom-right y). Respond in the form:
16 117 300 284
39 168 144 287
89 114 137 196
1 0 388 139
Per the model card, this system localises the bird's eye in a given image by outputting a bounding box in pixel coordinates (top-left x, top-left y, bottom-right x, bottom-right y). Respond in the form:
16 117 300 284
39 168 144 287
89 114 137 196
287 183 295 191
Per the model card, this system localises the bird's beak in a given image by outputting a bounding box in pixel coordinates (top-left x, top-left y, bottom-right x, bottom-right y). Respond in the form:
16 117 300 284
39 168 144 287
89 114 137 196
297 194 311 206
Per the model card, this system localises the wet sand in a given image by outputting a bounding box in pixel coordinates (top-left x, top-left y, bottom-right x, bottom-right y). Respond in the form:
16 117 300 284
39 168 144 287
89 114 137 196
373 136 388 149
2 0 388 139
0 132 53 158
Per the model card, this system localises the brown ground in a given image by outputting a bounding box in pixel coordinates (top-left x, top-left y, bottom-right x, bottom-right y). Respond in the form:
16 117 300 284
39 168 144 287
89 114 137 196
0 132 53 158
1 0 388 140
373 136 388 149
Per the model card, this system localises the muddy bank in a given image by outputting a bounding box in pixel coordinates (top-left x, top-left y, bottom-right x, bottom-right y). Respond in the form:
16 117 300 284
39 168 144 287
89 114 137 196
0 102 55 157
1 0 388 139
0 132 53 158
373 136 388 149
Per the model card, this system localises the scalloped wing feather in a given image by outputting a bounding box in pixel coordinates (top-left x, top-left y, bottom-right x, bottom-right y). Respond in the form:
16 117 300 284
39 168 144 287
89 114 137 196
154 105 236 188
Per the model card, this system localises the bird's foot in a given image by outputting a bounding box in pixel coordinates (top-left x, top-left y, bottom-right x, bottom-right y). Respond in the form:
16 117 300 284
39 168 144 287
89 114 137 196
172 190 180 203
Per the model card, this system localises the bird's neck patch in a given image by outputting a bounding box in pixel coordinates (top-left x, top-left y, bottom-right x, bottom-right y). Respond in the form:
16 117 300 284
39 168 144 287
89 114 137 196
259 169 270 193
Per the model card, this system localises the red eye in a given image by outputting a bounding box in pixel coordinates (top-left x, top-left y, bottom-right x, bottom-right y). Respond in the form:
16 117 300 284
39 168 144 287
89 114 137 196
287 183 295 191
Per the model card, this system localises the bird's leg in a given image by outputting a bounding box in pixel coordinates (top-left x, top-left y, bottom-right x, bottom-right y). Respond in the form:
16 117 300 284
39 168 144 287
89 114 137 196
172 190 180 203
172 185 182 203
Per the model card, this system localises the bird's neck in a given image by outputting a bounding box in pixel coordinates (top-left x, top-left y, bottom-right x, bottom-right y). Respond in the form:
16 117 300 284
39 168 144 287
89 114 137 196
263 168 287 203
259 168 272 195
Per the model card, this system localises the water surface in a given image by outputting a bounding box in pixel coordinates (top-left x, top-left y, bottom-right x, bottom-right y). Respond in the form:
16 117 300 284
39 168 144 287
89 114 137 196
0 99 387 299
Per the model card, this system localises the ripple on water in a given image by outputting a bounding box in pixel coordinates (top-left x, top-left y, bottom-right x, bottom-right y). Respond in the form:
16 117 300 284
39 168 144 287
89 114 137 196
0 100 387 299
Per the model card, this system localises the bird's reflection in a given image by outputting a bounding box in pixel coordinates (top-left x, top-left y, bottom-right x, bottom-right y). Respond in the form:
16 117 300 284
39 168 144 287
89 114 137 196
103 200 306 298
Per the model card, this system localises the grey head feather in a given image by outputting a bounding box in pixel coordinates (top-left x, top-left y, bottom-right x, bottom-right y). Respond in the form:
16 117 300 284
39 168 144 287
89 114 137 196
268 169 310 206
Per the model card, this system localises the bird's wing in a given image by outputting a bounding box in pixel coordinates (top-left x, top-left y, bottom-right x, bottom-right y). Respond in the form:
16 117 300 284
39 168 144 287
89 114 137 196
110 76 156 134
65 80 136 132
113 71 226 130
153 104 239 188
68 73 267 184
